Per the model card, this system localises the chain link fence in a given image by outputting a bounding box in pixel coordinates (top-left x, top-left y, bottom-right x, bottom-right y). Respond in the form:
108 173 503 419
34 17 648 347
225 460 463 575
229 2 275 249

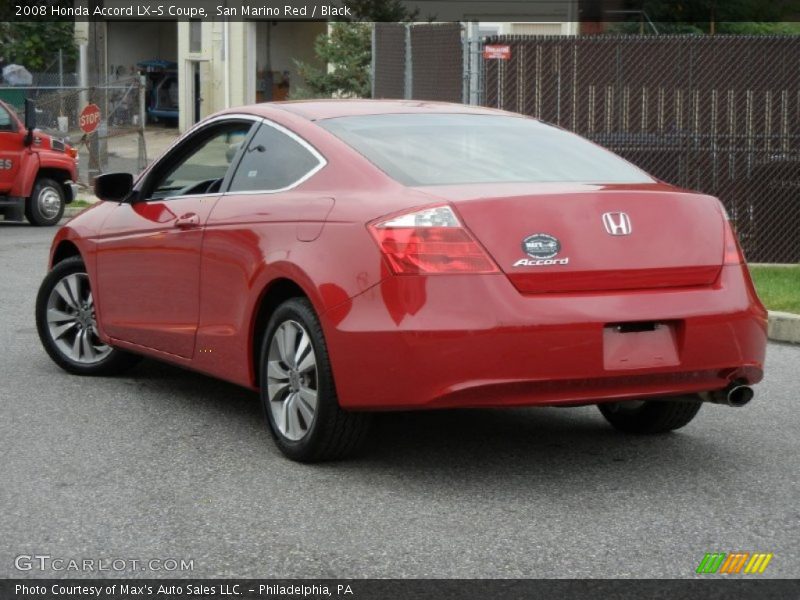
372 23 463 102
373 23 406 99
1 74 148 188
483 35 800 264
374 30 800 264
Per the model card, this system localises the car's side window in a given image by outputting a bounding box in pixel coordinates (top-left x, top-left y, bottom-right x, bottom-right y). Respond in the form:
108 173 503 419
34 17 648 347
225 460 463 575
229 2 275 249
0 105 15 132
144 121 253 201
227 122 323 193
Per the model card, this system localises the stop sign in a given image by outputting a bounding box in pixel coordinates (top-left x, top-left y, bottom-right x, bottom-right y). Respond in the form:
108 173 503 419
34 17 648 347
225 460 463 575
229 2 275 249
79 103 101 134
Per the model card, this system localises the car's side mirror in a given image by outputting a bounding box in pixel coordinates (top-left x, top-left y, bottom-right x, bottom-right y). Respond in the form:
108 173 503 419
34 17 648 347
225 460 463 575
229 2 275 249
23 98 36 146
94 172 134 202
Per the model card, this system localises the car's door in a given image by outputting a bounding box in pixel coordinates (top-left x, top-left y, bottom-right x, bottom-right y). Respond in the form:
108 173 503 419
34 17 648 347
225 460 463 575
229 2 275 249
192 120 330 384
94 118 256 358
0 103 23 193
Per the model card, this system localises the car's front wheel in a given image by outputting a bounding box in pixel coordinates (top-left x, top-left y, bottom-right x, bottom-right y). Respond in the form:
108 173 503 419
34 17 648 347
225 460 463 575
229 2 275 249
35 256 141 375
260 298 371 462
597 396 702 434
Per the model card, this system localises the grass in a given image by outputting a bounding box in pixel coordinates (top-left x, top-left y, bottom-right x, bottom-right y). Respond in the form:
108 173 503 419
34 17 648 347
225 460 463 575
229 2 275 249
748 265 800 314
70 198 93 208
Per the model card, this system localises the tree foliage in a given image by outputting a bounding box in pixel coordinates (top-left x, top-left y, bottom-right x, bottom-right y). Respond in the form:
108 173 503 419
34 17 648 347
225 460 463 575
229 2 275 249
343 0 418 21
716 21 800 34
0 22 77 72
609 0 800 34
294 23 373 99
294 0 418 99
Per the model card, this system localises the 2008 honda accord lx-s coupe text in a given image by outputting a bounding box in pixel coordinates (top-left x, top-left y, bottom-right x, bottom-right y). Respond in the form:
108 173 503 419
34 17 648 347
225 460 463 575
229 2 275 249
35 100 767 461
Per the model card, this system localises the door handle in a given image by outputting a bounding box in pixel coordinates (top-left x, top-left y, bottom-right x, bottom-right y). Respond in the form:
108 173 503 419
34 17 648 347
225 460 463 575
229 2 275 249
174 212 200 229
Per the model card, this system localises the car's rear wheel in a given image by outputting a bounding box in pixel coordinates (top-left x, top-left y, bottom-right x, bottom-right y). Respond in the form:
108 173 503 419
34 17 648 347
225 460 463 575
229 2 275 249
597 396 702 434
26 177 65 226
35 256 141 375
260 298 370 462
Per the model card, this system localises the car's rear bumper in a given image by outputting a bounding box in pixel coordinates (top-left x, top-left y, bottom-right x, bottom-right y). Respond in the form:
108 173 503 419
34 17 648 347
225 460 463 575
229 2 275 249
322 265 767 410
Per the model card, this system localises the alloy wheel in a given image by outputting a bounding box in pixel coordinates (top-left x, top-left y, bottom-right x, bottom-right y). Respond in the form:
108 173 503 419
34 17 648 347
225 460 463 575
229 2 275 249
46 273 112 364
266 320 318 441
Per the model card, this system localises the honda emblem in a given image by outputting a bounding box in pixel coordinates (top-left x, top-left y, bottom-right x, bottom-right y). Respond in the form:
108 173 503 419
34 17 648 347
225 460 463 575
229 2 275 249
602 212 632 236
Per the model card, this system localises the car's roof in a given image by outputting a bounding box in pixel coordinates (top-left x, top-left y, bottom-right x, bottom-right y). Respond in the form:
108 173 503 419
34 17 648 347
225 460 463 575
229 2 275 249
241 99 517 121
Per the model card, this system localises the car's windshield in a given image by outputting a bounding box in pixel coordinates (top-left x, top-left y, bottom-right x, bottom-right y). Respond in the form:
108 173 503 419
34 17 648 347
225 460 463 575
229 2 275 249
319 113 653 186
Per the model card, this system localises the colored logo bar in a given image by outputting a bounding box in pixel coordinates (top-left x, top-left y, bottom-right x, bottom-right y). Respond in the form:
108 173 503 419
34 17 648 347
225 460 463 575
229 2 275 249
696 552 773 574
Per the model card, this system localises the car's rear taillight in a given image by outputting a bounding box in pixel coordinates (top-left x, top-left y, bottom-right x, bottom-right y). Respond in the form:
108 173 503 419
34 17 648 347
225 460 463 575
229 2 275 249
723 219 745 265
368 205 499 274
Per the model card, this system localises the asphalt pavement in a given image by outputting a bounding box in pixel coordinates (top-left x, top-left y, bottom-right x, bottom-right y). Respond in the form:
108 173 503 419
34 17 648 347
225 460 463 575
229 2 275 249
1 223 798 579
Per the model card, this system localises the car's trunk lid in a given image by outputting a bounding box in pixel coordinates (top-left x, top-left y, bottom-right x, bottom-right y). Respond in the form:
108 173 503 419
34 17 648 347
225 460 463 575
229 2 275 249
418 183 725 293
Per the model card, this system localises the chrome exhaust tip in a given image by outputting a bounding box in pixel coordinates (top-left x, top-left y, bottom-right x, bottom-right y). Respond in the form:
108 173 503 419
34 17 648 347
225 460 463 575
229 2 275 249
705 382 754 407
726 384 754 407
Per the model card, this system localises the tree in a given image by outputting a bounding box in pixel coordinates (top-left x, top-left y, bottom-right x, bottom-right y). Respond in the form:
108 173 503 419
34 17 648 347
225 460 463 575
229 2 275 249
294 23 373 99
293 0 419 99
0 22 77 72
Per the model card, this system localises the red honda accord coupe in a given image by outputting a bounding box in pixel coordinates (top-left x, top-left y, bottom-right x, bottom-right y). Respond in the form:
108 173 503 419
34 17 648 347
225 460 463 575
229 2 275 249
36 100 767 461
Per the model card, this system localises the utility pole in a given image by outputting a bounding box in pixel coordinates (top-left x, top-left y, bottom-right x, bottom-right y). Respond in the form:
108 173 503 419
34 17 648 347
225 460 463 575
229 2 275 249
138 73 147 171
86 0 107 182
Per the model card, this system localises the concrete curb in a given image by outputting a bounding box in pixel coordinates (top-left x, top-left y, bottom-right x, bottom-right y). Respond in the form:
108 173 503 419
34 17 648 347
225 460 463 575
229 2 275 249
769 311 800 345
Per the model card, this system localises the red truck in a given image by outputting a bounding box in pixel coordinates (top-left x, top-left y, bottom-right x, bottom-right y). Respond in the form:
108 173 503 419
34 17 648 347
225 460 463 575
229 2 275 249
0 99 79 226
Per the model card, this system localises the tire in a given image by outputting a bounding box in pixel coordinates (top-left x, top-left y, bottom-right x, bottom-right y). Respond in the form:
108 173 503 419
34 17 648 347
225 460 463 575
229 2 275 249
25 177 65 226
259 297 371 462
35 256 141 376
598 396 702 434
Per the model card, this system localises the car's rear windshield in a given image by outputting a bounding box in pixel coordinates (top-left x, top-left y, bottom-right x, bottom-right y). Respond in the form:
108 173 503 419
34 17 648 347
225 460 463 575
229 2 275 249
319 113 653 186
